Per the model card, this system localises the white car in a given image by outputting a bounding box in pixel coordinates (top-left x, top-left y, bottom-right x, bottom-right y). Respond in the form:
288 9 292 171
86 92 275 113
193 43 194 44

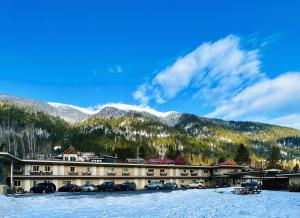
80 184 96 192
145 182 163 190
185 181 204 189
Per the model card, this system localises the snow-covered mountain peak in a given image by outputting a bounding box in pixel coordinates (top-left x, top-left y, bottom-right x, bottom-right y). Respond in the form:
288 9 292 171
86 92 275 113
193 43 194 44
99 103 178 118
48 102 99 115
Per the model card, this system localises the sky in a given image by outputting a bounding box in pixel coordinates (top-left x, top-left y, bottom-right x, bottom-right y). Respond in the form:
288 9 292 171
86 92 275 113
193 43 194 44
0 0 300 129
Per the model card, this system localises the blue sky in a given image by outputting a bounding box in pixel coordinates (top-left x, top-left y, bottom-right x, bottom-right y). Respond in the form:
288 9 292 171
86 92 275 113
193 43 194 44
1 0 300 128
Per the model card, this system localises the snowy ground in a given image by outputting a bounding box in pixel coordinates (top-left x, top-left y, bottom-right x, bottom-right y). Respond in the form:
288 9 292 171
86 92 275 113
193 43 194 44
0 189 299 218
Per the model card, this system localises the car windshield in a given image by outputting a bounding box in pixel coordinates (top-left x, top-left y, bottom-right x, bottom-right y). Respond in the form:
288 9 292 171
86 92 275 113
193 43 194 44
36 183 45 187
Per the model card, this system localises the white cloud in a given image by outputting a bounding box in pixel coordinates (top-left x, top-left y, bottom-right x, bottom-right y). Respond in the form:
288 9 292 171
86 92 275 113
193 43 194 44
108 65 123 74
207 72 300 128
134 34 264 105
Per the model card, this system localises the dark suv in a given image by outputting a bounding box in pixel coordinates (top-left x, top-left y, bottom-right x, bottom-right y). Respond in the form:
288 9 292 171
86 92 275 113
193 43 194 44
30 182 56 194
120 182 136 191
97 182 115 191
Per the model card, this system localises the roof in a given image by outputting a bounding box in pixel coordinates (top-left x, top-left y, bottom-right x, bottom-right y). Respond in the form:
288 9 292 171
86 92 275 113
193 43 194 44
0 152 22 162
62 148 79 155
215 161 238 166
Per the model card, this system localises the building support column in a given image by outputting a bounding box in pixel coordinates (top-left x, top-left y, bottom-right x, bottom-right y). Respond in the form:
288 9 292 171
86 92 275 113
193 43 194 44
10 161 13 189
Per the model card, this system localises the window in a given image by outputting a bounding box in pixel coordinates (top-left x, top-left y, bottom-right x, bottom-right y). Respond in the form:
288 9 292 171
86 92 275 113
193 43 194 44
180 180 185 184
14 180 21 187
70 166 76 173
64 157 68 161
147 169 154 172
160 180 164 184
33 181 37 186
84 166 90 172
214 169 219 173
183 169 186 173
109 167 114 172
160 169 165 173
204 170 208 173
45 166 51 172
14 165 21 171
234 169 238 172
62 180 71 185
85 181 91 185
205 179 208 183
32 166 39 172
70 157 76 161
122 168 129 172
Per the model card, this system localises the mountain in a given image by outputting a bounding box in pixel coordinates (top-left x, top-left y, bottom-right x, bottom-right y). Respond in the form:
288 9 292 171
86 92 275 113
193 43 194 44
1 93 300 167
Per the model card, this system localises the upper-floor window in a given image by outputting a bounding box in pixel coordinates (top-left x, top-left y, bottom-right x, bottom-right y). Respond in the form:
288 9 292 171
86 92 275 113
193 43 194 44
70 157 76 161
70 166 76 173
32 165 39 172
64 157 68 161
182 169 187 173
204 170 208 173
84 166 90 172
122 168 129 172
14 180 21 187
214 169 219 173
14 165 21 171
109 167 115 172
160 169 165 173
234 169 238 172
147 169 154 172
45 166 51 172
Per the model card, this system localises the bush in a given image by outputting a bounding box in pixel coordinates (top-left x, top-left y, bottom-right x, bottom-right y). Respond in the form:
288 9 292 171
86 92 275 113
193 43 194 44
288 183 300 192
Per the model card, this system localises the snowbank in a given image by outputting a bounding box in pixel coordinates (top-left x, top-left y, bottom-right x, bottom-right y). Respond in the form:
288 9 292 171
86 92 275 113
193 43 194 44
0 189 299 218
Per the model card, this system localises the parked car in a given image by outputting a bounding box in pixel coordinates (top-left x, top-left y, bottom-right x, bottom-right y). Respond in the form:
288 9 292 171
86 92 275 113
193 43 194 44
97 182 115 191
184 180 204 189
162 182 178 190
30 182 56 193
121 182 136 191
144 181 163 190
58 184 80 192
113 183 123 191
80 184 96 192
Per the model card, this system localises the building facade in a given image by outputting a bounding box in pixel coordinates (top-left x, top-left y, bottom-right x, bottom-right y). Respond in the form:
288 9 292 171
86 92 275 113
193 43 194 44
0 152 244 192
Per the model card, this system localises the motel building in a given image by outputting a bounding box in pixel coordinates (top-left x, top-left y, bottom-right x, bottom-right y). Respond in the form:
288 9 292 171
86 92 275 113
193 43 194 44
0 149 247 193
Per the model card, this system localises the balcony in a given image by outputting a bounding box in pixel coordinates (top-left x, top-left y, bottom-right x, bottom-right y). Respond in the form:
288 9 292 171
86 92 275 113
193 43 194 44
82 171 91 176
160 172 168 176
147 172 154 176
13 170 23 175
29 171 42 175
107 171 116 176
43 171 53 175
181 172 188 176
191 172 198 176
68 171 79 176
122 172 130 176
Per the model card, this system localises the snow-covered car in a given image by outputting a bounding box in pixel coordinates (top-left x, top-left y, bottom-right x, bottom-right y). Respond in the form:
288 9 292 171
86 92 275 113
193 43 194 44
80 184 96 192
144 182 163 190
184 180 204 189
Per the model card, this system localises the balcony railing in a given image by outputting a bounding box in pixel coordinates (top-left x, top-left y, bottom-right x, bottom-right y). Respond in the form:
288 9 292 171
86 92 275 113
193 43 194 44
82 171 91 176
122 172 130 176
29 171 53 175
68 171 79 176
13 170 23 175
191 172 198 176
107 172 116 176
181 172 188 176
160 172 167 176
147 172 154 176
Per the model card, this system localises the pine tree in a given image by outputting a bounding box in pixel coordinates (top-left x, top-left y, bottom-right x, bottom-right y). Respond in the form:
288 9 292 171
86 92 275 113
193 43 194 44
234 143 250 165
267 146 281 169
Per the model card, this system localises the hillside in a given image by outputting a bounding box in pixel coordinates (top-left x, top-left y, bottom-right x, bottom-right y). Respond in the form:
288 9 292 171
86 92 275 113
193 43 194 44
0 94 300 165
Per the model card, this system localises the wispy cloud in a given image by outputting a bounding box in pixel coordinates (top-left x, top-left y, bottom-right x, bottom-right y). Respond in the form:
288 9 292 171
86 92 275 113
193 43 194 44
133 35 264 106
207 72 300 128
108 65 123 74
